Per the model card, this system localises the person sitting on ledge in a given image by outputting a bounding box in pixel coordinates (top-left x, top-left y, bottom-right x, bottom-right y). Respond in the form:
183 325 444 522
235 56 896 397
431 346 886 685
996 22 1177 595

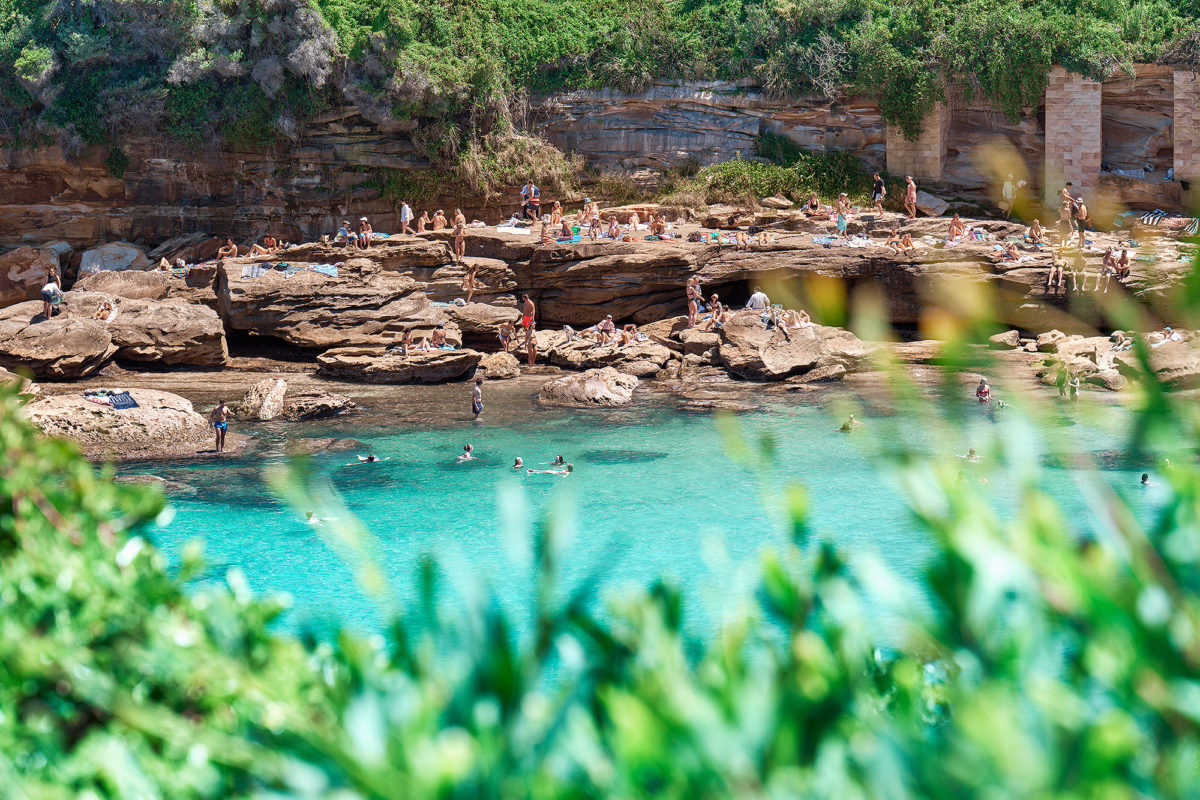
560 218 574 239
606 217 620 240
1026 218 1047 245
703 295 728 331
430 324 448 349
1116 249 1131 282
886 227 912 255
947 213 966 241
540 220 554 245
1045 254 1065 295
619 324 639 346
803 193 828 219
358 217 374 250
432 210 447 231
649 214 668 237
999 242 1021 262
335 221 358 246
217 238 238 258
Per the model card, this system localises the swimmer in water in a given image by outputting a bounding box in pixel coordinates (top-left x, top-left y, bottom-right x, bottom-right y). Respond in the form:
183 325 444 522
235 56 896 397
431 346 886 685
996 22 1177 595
1141 473 1150 486
552 455 564 466
839 415 863 432
347 455 390 465
528 464 573 475
512 457 523 470
976 378 992 403
305 511 336 524
962 448 981 462
458 444 474 462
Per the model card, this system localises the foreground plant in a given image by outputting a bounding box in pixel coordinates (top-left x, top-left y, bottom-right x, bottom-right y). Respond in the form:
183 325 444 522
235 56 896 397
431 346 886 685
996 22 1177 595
4 258 1200 796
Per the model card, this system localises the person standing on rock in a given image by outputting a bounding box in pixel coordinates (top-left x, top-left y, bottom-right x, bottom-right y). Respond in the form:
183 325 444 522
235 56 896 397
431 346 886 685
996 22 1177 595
521 180 540 221
904 176 917 219
472 377 484 421
452 217 466 265
686 277 703 328
40 270 61 322
872 173 886 216
521 294 537 366
400 200 414 235
208 400 229 453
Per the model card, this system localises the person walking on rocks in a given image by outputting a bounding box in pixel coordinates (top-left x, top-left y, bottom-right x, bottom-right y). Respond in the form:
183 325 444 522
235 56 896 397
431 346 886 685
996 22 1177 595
904 176 917 219
472 377 484 421
208 399 229 453
521 294 537 366
40 270 61 322
872 173 886 216
400 200 414 235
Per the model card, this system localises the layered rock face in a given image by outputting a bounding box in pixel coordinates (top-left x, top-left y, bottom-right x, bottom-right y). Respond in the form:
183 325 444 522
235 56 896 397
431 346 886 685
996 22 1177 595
0 245 63 308
316 348 482 383
21 389 247 459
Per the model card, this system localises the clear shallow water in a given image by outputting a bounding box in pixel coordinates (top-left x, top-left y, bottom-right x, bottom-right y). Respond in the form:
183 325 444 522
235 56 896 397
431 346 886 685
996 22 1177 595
127 385 1161 637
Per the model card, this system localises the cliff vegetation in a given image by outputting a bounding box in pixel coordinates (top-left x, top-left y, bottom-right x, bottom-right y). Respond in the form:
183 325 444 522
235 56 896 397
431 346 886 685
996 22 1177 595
0 0 1196 178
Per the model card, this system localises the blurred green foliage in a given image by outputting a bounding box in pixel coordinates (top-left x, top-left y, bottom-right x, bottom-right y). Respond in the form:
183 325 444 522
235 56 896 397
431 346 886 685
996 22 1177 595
4 253 1200 796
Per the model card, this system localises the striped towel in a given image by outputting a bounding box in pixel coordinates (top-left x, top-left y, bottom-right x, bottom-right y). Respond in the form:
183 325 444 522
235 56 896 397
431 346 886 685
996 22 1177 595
284 263 339 278
1184 219 1199 236
1141 210 1169 225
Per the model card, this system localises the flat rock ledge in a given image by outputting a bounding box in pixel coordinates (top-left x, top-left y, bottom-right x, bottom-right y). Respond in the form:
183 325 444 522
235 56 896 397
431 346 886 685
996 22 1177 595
22 389 249 460
539 367 640 407
316 347 482 384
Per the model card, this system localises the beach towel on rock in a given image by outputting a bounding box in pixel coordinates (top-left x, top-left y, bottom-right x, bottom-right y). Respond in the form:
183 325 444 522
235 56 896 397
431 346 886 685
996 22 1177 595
1185 219 1199 237
108 391 139 410
241 264 269 279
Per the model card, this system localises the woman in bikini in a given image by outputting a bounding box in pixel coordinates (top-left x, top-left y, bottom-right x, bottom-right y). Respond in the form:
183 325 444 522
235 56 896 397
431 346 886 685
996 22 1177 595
498 321 515 353
606 217 620 239
947 213 966 241
417 211 429 233
432 210 447 231
462 262 478 302
452 219 466 264
685 276 703 328
628 211 640 232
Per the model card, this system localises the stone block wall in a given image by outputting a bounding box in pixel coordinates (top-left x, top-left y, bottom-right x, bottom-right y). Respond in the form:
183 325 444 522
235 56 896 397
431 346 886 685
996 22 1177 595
1044 67 1102 203
885 103 950 181
1174 69 1200 183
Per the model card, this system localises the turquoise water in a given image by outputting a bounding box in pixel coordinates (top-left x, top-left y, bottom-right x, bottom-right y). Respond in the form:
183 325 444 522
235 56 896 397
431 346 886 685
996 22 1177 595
128 383 1160 637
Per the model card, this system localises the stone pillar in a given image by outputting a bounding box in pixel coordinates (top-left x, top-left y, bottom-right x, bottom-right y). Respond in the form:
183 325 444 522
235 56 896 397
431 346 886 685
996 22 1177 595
1043 67 1102 204
885 102 950 182
1174 69 1200 184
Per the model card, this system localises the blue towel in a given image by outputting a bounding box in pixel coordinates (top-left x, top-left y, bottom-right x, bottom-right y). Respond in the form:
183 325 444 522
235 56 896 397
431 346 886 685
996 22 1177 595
108 391 139 410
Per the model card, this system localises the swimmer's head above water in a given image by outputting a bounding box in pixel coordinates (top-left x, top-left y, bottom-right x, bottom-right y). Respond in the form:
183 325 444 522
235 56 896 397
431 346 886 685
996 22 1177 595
513 457 523 469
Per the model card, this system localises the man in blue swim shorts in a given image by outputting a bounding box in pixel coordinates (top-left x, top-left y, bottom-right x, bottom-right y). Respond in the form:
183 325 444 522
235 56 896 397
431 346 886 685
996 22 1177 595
472 377 484 421
208 399 229 453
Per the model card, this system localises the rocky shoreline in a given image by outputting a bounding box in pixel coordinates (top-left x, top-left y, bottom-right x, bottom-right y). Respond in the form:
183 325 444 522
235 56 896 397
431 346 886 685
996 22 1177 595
2 203 1195 460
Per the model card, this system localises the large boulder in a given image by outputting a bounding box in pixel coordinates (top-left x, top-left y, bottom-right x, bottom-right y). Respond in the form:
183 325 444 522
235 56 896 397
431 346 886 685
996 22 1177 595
79 243 152 275
536 333 675 378
1115 340 1200 389
73 269 169 300
64 292 227 367
147 233 222 264
22 389 248 460
0 366 39 396
218 258 461 349
316 347 482 383
1035 330 1068 352
0 306 117 378
477 351 521 379
238 379 289 420
444 302 521 337
0 245 60 309
914 190 949 217
538 368 639 407
988 330 1021 350
280 391 356 421
716 313 869 380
